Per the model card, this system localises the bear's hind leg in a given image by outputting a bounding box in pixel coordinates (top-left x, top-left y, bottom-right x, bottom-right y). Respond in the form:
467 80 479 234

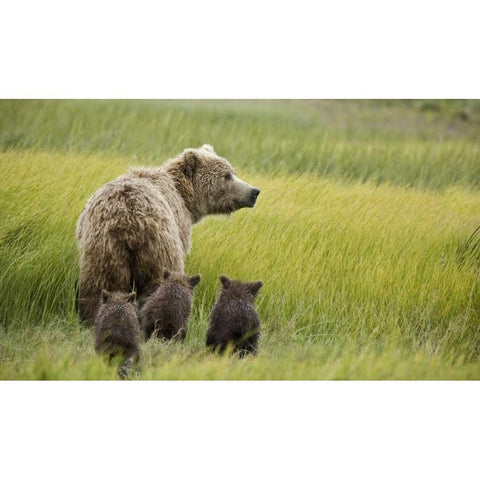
118 350 140 380
132 236 184 298
78 237 133 326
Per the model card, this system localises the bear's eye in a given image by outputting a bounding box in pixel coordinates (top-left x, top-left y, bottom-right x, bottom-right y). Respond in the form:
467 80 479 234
224 173 232 181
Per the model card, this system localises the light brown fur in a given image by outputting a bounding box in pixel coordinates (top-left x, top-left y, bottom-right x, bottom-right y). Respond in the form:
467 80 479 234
76 145 260 325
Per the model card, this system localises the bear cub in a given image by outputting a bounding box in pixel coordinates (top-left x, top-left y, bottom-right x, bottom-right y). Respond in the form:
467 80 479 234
206 275 263 357
94 290 140 379
140 270 201 341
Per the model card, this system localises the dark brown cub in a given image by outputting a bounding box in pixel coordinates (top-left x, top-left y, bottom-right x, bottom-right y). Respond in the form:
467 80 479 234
94 290 140 379
140 270 201 341
206 275 263 357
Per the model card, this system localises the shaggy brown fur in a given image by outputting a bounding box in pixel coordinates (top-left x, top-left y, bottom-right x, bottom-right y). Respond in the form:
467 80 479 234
94 290 140 379
206 276 263 357
140 270 201 341
76 144 260 326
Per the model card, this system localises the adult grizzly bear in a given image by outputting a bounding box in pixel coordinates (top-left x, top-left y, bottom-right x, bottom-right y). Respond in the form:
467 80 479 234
76 144 260 326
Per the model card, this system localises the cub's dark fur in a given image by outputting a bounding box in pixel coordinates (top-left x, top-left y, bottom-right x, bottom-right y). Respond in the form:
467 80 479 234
140 270 201 341
94 290 140 379
206 275 263 357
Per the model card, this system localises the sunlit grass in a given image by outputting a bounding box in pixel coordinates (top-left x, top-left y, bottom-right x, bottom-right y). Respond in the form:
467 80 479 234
1 145 479 379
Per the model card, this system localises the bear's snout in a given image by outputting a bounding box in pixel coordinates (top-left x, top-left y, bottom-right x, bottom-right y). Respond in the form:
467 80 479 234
231 177 260 209
250 188 260 203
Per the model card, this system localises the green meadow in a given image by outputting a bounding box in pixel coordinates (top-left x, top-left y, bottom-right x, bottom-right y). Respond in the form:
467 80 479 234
1 99 479 379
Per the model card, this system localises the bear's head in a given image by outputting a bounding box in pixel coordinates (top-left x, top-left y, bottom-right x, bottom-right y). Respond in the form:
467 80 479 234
167 145 260 221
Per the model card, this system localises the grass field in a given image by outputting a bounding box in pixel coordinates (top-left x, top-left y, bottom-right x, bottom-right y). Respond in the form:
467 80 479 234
1 99 479 379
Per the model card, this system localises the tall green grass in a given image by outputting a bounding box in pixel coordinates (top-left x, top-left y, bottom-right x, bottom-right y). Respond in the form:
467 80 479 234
1 100 479 379
1 100 480 189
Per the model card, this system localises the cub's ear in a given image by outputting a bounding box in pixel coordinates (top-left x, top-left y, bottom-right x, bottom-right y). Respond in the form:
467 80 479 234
181 149 200 179
189 274 201 288
202 144 215 153
163 270 171 280
249 281 263 297
126 292 136 303
220 275 231 289
101 289 110 302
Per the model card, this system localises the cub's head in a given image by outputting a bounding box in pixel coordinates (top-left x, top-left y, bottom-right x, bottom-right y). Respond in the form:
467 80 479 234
146 270 201 293
162 270 201 291
218 275 263 304
168 145 260 220
100 290 136 305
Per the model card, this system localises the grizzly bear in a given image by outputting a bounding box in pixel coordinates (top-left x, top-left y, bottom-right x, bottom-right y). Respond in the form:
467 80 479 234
140 270 201 341
76 144 260 326
206 275 263 357
94 290 140 379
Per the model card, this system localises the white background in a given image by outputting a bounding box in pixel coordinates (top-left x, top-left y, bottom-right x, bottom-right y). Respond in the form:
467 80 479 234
1 1 479 479
1 383 479 479
2 0 479 98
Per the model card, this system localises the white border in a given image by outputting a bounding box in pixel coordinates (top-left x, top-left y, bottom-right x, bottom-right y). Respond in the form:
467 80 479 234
1 382 479 479
1 0 479 98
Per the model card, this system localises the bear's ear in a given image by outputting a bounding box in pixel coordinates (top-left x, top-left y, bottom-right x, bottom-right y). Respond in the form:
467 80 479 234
163 270 171 280
220 275 231 289
248 281 263 297
126 292 136 303
189 274 201 288
202 144 215 153
181 149 200 179
101 289 110 302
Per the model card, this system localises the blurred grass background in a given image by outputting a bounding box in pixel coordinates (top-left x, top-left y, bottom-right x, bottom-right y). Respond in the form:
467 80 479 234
1 99 479 379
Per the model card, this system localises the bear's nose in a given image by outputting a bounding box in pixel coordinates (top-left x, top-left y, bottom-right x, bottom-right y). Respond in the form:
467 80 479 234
251 188 260 198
